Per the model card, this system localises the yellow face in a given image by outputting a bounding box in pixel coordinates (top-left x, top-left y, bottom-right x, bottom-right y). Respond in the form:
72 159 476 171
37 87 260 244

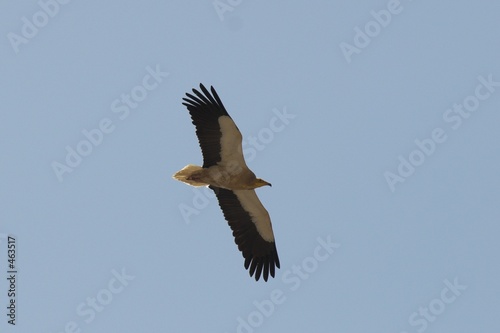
254 178 272 188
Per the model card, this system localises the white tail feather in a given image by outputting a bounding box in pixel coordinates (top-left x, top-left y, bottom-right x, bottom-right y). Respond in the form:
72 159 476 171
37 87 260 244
172 164 207 187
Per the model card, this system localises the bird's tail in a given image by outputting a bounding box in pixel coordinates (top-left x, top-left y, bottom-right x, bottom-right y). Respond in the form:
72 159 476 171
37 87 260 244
172 164 207 187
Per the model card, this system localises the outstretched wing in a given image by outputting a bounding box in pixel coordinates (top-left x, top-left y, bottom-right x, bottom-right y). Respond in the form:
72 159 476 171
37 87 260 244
210 186 280 281
182 84 245 168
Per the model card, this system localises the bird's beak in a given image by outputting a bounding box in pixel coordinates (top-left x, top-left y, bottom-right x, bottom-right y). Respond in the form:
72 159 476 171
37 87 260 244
256 179 272 188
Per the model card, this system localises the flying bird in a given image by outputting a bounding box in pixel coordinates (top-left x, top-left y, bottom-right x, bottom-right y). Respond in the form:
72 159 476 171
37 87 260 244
173 84 280 281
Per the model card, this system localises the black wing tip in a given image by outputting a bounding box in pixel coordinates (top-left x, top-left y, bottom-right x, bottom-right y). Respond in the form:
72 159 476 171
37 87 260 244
245 251 280 282
183 83 229 117
209 186 279 282
198 83 209 93
191 83 212 98
198 83 216 93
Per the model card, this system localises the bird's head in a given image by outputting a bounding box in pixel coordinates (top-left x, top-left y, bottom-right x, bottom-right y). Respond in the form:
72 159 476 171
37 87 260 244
253 178 272 188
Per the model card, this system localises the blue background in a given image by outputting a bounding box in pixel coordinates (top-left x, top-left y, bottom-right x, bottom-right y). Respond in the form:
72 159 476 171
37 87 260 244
1 1 499 332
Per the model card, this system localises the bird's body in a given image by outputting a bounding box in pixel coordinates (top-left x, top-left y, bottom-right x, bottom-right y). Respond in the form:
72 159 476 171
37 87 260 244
174 163 261 189
173 84 280 281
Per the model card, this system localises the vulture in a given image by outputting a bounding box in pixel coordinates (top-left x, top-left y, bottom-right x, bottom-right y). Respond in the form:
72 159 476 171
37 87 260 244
173 84 280 281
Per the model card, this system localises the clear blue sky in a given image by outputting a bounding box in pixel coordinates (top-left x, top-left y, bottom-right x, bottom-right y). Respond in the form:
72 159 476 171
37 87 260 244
1 1 499 332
